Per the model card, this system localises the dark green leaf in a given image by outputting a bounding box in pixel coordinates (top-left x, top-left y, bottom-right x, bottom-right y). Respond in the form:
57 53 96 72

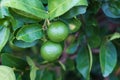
61 0 88 19
88 34 101 48
66 42 79 54
102 2 120 18
100 42 117 77
1 53 28 70
76 44 92 79
0 27 10 52
65 58 75 71
61 6 87 19
13 39 38 48
16 24 43 42
9 35 37 50
36 70 55 80
16 75 22 80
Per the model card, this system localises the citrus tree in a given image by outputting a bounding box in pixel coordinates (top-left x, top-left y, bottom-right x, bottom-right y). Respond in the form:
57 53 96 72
0 0 120 80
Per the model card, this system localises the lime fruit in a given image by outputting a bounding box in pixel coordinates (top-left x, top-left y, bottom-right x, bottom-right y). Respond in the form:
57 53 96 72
47 21 69 42
40 41 62 62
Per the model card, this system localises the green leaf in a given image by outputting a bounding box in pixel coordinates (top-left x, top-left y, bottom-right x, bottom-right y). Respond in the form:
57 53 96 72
65 58 75 71
41 0 48 4
61 6 87 19
16 75 22 80
10 36 38 49
102 2 120 18
36 70 55 80
13 39 38 48
48 0 80 19
0 6 10 19
0 1 11 18
76 44 92 79
2 0 48 19
88 34 101 48
16 24 43 42
30 67 38 80
61 0 88 19
0 65 16 80
66 42 79 54
1 53 28 70
109 32 120 41
10 11 40 31
26 56 38 80
0 27 10 52
58 61 66 71
26 56 36 67
76 0 88 6
10 11 29 31
100 42 117 77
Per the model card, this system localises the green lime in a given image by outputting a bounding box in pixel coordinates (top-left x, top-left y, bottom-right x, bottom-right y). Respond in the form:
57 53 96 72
40 41 62 62
47 21 69 42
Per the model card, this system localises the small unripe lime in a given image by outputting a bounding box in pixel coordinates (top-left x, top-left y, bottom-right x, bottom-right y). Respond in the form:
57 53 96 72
40 41 62 62
47 21 69 42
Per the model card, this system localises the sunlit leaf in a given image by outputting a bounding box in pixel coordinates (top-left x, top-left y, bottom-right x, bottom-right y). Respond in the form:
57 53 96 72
0 65 16 80
16 24 43 42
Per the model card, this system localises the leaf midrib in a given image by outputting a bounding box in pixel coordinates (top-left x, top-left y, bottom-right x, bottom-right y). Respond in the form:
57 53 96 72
17 28 42 40
5 0 47 14
49 0 72 14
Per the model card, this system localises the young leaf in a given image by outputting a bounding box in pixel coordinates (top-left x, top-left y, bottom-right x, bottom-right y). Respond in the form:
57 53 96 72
100 42 117 77
0 65 16 80
26 56 38 80
58 61 66 71
16 24 43 42
109 32 120 41
48 0 80 19
26 56 36 67
1 53 28 70
0 27 10 52
2 0 48 19
76 44 92 80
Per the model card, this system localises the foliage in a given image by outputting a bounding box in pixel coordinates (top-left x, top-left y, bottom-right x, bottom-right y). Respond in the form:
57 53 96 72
0 0 120 80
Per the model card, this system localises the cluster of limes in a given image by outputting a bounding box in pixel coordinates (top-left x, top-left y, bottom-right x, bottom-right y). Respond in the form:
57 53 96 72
40 19 81 62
